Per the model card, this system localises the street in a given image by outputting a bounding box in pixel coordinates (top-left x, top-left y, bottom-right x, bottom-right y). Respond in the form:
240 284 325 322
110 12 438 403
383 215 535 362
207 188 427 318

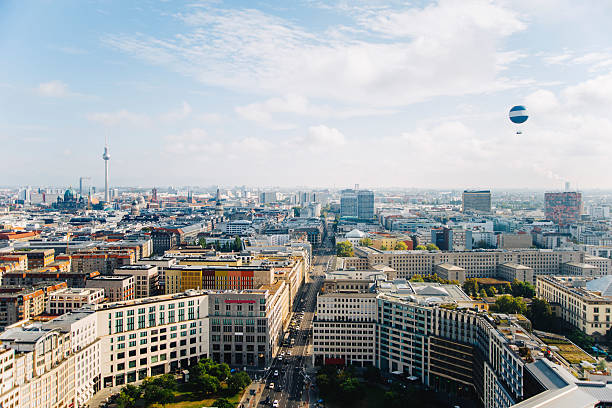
258 255 330 407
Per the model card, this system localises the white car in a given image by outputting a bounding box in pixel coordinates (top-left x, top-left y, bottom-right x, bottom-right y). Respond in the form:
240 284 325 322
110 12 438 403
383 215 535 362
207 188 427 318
273 400 279 407
287 351 292 356
269 382 275 389
274 370 279 376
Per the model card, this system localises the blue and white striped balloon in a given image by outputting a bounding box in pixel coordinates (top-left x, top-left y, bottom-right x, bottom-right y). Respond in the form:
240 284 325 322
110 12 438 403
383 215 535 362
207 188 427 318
509 105 528 124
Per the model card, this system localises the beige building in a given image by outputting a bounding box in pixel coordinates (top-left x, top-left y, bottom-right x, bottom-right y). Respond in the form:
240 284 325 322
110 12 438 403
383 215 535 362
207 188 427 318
354 247 584 280
497 233 532 249
536 275 612 335
114 265 159 298
47 287 105 315
434 263 466 283
584 255 612 275
560 262 600 277
338 256 369 270
497 263 534 284
86 275 135 302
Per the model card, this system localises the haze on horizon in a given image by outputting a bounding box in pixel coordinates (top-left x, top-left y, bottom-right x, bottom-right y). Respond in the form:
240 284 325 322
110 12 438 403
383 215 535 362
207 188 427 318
1 0 612 189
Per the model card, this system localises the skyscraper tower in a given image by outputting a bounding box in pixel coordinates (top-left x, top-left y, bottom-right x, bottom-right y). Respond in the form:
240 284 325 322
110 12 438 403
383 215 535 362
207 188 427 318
102 136 110 202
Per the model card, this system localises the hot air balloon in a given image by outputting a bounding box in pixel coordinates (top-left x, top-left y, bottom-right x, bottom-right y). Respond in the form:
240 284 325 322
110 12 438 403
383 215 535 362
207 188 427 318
509 105 528 134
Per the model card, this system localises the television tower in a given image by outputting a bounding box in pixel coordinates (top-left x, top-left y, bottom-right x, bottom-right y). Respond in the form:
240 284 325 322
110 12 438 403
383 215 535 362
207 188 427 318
102 135 110 202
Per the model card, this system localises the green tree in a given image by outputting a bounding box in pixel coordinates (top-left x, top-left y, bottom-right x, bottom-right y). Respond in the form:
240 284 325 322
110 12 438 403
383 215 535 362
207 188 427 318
528 297 554 331
479 288 488 298
213 398 234 408
116 385 141 408
198 237 207 248
425 243 440 251
233 236 242 251
394 241 408 250
364 366 382 383
359 237 373 247
597 359 607 371
486 286 498 297
415 245 427 250
142 383 174 406
339 376 361 399
380 245 388 250
200 374 221 395
501 282 512 294
209 363 231 382
227 371 251 394
512 280 536 298
462 278 479 297
495 295 527 314
410 274 424 282
336 241 354 257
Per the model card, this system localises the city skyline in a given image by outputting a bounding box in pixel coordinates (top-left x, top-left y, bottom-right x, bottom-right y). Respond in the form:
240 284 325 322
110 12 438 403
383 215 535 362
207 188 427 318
2 1 612 189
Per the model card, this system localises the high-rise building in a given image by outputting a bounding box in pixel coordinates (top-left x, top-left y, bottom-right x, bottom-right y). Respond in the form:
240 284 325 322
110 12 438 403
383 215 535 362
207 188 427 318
357 190 375 219
340 189 358 217
340 188 374 220
462 190 491 212
545 192 582 225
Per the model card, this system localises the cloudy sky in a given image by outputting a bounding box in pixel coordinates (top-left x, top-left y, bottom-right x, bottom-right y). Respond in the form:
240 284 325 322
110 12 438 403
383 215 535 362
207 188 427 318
1 0 612 189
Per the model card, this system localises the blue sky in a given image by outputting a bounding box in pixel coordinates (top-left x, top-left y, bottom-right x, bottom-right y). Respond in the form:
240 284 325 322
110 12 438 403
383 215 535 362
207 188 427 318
2 0 612 189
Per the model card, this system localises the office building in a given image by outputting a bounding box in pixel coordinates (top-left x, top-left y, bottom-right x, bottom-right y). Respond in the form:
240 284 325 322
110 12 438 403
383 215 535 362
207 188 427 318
340 189 375 220
47 287 105 315
86 275 135 302
497 233 532 249
114 265 160 298
537 275 612 335
462 190 492 213
544 192 582 226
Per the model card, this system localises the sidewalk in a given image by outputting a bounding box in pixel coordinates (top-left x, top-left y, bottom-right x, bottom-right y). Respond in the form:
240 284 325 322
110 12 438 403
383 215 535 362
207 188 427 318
237 380 265 408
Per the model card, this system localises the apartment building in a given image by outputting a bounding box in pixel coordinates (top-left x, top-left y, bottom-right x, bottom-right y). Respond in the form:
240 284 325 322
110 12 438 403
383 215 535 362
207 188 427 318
114 265 159 298
165 265 274 294
93 291 210 388
0 254 28 270
1 270 100 288
0 282 67 329
434 263 466 282
86 275 135 302
536 275 612 335
47 287 105 315
6 249 54 269
67 250 136 275
497 233 532 249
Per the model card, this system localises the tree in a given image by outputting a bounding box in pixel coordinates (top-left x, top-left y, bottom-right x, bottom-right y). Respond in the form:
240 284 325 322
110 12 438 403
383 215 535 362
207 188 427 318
479 288 488 298
336 241 354 257
364 366 382 383
198 237 207 248
213 398 234 408
462 278 479 297
209 363 231 382
116 385 141 408
142 383 174 406
148 374 178 391
233 236 242 251
501 282 512 294
380 245 388 250
512 280 536 298
339 376 361 399
597 359 607 371
359 238 372 247
227 371 251 394
494 295 527 314
200 374 221 395
425 243 440 251
410 274 424 282
486 286 498 297
394 241 408 250
415 245 427 250
528 298 553 331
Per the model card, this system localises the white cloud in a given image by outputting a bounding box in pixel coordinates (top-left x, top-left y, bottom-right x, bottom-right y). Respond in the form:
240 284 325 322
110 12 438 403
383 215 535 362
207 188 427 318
160 101 192 122
302 125 346 150
87 110 151 126
38 80 70 97
104 1 528 107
